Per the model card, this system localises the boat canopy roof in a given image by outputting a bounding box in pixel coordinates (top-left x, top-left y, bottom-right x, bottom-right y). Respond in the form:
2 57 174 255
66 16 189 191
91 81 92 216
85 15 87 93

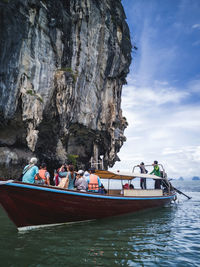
95 170 163 180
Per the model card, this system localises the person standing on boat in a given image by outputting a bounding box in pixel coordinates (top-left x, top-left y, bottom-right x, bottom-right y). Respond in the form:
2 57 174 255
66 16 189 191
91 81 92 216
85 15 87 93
22 157 39 184
87 167 101 192
138 162 147 189
150 160 161 189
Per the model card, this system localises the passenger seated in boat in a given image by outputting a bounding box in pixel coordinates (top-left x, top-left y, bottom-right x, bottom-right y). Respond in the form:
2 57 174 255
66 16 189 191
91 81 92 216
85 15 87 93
53 169 59 186
87 167 101 192
22 157 39 184
58 164 76 190
55 163 69 185
58 164 65 173
74 170 87 192
123 183 129 189
35 163 50 186
67 165 76 190
121 183 129 194
58 163 68 177
84 169 90 179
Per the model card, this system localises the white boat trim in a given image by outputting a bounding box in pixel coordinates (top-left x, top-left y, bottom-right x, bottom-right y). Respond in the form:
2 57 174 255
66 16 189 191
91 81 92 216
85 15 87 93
0 180 14 185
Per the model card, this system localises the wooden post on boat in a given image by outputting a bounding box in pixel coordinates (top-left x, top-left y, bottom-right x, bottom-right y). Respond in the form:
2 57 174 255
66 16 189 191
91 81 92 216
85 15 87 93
99 155 104 170
121 179 123 195
90 157 94 168
108 179 110 195
90 157 98 169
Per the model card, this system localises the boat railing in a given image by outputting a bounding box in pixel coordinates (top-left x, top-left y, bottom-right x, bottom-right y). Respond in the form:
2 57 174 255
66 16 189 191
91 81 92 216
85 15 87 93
132 163 166 173
90 157 104 170
132 164 171 195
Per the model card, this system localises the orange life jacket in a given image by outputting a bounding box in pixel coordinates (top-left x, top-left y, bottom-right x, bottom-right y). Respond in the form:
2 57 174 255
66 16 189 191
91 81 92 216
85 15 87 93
35 169 47 184
88 174 99 191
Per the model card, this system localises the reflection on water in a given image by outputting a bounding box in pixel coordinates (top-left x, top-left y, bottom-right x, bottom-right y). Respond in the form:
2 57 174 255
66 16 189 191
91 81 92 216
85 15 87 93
0 180 199 266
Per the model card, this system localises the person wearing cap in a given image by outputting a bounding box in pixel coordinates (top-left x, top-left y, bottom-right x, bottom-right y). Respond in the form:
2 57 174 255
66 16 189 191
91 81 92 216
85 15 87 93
22 157 39 184
87 167 101 192
150 160 161 189
75 170 88 191
150 161 161 176
138 162 148 189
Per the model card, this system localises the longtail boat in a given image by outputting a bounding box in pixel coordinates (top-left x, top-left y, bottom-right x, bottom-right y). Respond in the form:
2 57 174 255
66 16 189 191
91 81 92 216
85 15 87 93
0 168 177 231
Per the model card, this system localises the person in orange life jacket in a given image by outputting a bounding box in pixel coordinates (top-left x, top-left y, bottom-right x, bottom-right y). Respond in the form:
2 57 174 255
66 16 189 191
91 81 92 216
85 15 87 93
87 167 101 192
35 163 50 185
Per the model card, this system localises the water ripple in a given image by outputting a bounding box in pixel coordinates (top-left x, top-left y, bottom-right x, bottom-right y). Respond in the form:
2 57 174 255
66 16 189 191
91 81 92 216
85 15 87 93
0 181 199 266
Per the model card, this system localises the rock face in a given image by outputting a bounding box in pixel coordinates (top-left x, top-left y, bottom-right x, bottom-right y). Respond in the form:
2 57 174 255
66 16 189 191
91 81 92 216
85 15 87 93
0 0 131 178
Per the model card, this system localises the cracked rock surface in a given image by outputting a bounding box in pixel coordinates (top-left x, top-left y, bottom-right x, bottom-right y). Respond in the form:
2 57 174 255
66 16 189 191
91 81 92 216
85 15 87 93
0 0 131 178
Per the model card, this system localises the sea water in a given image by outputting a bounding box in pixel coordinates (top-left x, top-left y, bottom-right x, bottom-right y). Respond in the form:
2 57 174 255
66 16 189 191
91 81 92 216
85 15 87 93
0 180 199 266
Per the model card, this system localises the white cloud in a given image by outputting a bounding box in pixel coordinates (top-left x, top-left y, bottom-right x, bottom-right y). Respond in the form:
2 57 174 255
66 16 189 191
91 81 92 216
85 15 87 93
115 0 200 179
112 79 200 178
162 148 184 155
192 24 200 29
192 40 200 46
187 79 200 93
193 146 200 162
122 81 189 109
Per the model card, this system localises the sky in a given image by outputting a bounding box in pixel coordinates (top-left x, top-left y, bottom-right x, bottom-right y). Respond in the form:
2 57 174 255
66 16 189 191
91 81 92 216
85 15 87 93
112 0 200 178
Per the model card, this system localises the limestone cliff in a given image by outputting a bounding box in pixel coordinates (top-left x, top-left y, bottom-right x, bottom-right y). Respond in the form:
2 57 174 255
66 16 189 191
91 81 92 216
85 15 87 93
0 0 131 177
